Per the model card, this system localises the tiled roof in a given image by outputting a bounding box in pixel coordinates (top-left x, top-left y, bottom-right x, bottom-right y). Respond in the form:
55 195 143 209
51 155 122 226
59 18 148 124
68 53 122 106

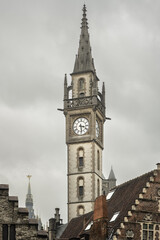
60 211 93 239
60 170 155 239
107 170 154 234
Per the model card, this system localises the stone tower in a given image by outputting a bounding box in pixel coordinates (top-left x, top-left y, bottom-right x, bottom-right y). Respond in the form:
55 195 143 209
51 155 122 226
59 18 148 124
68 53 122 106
25 175 35 219
63 5 106 222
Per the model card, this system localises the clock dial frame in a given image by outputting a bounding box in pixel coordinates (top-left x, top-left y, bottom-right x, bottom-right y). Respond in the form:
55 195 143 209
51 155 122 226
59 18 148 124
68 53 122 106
73 117 89 135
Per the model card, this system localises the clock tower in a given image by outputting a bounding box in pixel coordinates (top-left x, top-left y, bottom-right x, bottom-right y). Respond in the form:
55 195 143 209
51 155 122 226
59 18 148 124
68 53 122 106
63 5 106 222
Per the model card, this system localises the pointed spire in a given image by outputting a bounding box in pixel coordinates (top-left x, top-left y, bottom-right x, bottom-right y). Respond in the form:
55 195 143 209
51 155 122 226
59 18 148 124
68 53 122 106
102 82 105 94
27 175 31 195
25 175 35 219
108 167 116 180
102 82 105 105
64 74 68 100
73 4 95 74
64 73 67 85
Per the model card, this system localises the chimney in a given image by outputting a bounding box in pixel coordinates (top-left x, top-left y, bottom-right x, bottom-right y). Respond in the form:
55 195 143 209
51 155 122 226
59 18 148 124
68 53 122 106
54 208 60 224
90 195 108 240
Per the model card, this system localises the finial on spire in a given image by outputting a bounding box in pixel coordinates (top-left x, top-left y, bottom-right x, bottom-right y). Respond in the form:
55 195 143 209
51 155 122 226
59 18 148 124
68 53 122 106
27 175 32 181
81 4 88 30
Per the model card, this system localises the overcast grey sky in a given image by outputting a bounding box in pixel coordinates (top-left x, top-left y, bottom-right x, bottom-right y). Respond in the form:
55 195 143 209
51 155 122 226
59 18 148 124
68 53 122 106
0 0 160 225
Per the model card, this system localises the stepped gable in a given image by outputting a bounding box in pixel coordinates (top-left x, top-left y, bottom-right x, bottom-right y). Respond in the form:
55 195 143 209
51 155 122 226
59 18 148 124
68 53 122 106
107 170 154 231
60 211 93 239
0 184 48 240
59 170 156 239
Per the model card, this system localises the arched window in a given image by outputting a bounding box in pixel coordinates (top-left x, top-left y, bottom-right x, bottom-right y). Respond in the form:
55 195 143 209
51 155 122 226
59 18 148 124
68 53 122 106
78 148 84 168
97 150 100 170
78 205 84 216
78 177 84 197
79 78 85 90
97 179 100 197
78 78 85 97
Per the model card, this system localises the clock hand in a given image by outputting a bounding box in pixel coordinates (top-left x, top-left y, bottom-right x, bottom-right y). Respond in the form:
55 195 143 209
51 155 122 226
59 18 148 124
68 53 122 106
79 124 84 133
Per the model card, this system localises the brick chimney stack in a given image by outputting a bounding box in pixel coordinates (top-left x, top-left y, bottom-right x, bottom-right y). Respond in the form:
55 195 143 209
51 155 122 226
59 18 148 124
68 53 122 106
90 195 108 240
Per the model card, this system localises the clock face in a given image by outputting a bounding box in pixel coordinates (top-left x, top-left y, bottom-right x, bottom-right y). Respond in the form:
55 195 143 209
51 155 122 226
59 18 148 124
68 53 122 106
96 120 99 138
73 117 89 135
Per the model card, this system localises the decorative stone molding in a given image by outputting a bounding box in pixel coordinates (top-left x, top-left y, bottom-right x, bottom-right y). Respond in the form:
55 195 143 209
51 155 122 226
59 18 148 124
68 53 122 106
135 199 140 205
149 176 154 182
143 213 153 221
120 223 125 229
64 96 105 116
139 194 143 199
153 170 158 176
124 217 128 222
146 182 150 188
128 211 132 216
126 230 134 238
116 229 121 235
142 188 147 193
131 205 136 210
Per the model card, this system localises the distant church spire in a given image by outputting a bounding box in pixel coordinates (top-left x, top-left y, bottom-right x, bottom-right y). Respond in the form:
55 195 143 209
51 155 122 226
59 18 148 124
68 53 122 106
25 175 35 219
108 166 116 180
73 4 96 74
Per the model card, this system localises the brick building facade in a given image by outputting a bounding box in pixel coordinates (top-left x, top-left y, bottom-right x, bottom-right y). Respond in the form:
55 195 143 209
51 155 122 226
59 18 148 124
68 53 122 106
0 184 48 240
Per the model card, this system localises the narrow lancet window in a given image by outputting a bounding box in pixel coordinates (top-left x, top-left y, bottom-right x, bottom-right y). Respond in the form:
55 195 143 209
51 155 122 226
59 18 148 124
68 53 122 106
97 150 100 170
78 78 85 97
78 148 84 168
78 177 84 197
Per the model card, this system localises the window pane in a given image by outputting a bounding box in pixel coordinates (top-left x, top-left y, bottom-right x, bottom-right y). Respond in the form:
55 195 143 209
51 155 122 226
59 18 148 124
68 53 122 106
149 231 153 240
10 225 16 240
143 224 147 229
3 225 8 240
79 157 83 166
143 230 147 240
149 224 153 230
79 186 83 196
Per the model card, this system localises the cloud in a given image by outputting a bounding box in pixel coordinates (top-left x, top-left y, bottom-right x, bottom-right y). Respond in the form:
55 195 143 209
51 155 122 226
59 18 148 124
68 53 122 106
0 0 160 224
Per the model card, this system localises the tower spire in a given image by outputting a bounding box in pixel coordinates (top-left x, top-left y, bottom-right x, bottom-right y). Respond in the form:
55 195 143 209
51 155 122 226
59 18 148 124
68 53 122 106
25 175 35 219
73 4 95 74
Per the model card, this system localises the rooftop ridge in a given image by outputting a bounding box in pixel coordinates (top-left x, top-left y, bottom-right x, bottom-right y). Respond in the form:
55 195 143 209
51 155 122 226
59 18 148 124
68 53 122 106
112 170 154 191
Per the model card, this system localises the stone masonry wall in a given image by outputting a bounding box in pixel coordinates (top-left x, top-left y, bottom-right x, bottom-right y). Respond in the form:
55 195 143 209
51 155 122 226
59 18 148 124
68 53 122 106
0 184 48 240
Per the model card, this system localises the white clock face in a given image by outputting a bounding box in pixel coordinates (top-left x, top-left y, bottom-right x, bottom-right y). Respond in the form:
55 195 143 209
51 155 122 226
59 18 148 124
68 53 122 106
96 120 99 138
73 117 89 135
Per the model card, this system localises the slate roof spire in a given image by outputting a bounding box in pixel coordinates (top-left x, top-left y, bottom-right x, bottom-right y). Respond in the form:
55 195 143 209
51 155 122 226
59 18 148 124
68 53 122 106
73 4 96 74
108 166 116 180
